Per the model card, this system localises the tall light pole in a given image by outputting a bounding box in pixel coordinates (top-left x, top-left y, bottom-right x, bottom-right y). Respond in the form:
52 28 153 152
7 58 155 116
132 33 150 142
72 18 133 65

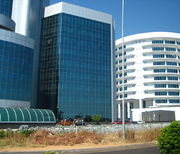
121 0 125 139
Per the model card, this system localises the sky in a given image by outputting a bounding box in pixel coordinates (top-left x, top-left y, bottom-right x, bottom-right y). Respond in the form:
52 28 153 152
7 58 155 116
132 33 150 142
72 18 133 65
50 0 180 40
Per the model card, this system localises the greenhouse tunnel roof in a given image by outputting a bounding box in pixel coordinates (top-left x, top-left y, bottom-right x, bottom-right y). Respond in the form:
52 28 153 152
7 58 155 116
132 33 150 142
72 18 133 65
0 107 56 123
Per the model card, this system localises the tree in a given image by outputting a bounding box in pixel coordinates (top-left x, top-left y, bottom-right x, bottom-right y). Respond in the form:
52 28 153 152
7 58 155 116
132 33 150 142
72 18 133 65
157 121 180 154
92 114 101 124
84 115 92 122
74 114 83 119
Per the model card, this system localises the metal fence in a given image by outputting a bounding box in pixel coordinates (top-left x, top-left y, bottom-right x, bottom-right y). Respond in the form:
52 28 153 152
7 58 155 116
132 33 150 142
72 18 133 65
43 122 171 134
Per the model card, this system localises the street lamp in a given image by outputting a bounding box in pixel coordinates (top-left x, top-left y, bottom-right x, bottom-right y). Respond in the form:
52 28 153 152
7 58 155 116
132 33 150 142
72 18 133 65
121 0 125 139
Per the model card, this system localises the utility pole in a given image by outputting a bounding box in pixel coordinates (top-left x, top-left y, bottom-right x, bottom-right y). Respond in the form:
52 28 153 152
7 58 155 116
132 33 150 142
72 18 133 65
57 105 59 122
121 0 125 139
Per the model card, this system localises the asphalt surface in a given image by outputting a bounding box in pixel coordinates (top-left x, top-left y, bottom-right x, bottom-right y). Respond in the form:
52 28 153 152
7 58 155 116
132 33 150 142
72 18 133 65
0 143 160 154
80 146 159 154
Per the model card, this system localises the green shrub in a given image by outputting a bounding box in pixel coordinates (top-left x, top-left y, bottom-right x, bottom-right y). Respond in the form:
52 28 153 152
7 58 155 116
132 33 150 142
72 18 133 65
92 114 101 124
19 130 35 137
157 121 180 154
0 130 5 139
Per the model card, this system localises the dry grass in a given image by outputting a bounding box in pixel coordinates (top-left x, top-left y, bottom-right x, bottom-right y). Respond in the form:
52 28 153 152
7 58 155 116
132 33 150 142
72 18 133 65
102 129 136 144
125 129 136 141
117 129 136 143
136 128 161 142
117 128 161 143
0 128 162 148
102 133 122 143
0 132 32 147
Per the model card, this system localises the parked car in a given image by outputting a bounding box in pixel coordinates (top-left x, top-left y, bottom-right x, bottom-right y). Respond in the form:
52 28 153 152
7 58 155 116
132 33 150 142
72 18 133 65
74 119 86 126
130 121 145 124
58 120 73 126
111 120 129 124
75 121 85 126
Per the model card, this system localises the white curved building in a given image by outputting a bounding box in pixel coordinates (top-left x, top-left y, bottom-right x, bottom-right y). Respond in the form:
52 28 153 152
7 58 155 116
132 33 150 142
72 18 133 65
115 32 180 121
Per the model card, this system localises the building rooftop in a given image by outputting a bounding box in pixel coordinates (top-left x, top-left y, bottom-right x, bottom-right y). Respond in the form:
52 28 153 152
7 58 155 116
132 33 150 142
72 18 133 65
116 32 180 45
44 2 113 24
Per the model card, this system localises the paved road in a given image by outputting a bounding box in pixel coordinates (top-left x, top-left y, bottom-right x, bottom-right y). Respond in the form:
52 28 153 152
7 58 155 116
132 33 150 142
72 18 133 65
0 143 160 154
63 144 160 154
79 146 159 154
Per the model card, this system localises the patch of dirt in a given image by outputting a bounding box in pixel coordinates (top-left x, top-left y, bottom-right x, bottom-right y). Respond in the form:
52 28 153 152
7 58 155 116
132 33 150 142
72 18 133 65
30 130 103 146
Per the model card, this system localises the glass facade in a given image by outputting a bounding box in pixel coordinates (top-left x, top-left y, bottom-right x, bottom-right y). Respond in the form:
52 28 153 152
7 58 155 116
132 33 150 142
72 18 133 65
39 13 112 120
0 40 33 101
0 0 13 17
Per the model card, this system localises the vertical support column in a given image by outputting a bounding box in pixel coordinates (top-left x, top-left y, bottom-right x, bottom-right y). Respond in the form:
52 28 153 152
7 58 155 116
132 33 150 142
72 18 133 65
139 99 143 109
118 103 121 120
153 99 156 106
127 102 130 119
139 99 143 121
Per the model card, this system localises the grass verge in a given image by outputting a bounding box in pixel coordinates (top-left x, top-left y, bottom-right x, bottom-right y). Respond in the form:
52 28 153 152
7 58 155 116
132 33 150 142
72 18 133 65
0 128 161 148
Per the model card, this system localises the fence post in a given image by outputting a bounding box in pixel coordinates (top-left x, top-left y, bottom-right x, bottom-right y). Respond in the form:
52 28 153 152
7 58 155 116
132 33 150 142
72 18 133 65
75 126 78 134
101 125 103 133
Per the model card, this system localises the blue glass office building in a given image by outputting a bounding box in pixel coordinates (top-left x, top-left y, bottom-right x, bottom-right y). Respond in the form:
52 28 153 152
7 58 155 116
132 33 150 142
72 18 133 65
11 0 50 107
0 0 15 32
0 0 34 108
0 30 34 108
0 0 57 123
0 0 13 17
38 2 115 120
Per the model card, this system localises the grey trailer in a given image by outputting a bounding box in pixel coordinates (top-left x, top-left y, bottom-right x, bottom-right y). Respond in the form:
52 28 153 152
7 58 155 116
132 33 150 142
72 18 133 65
142 110 175 122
